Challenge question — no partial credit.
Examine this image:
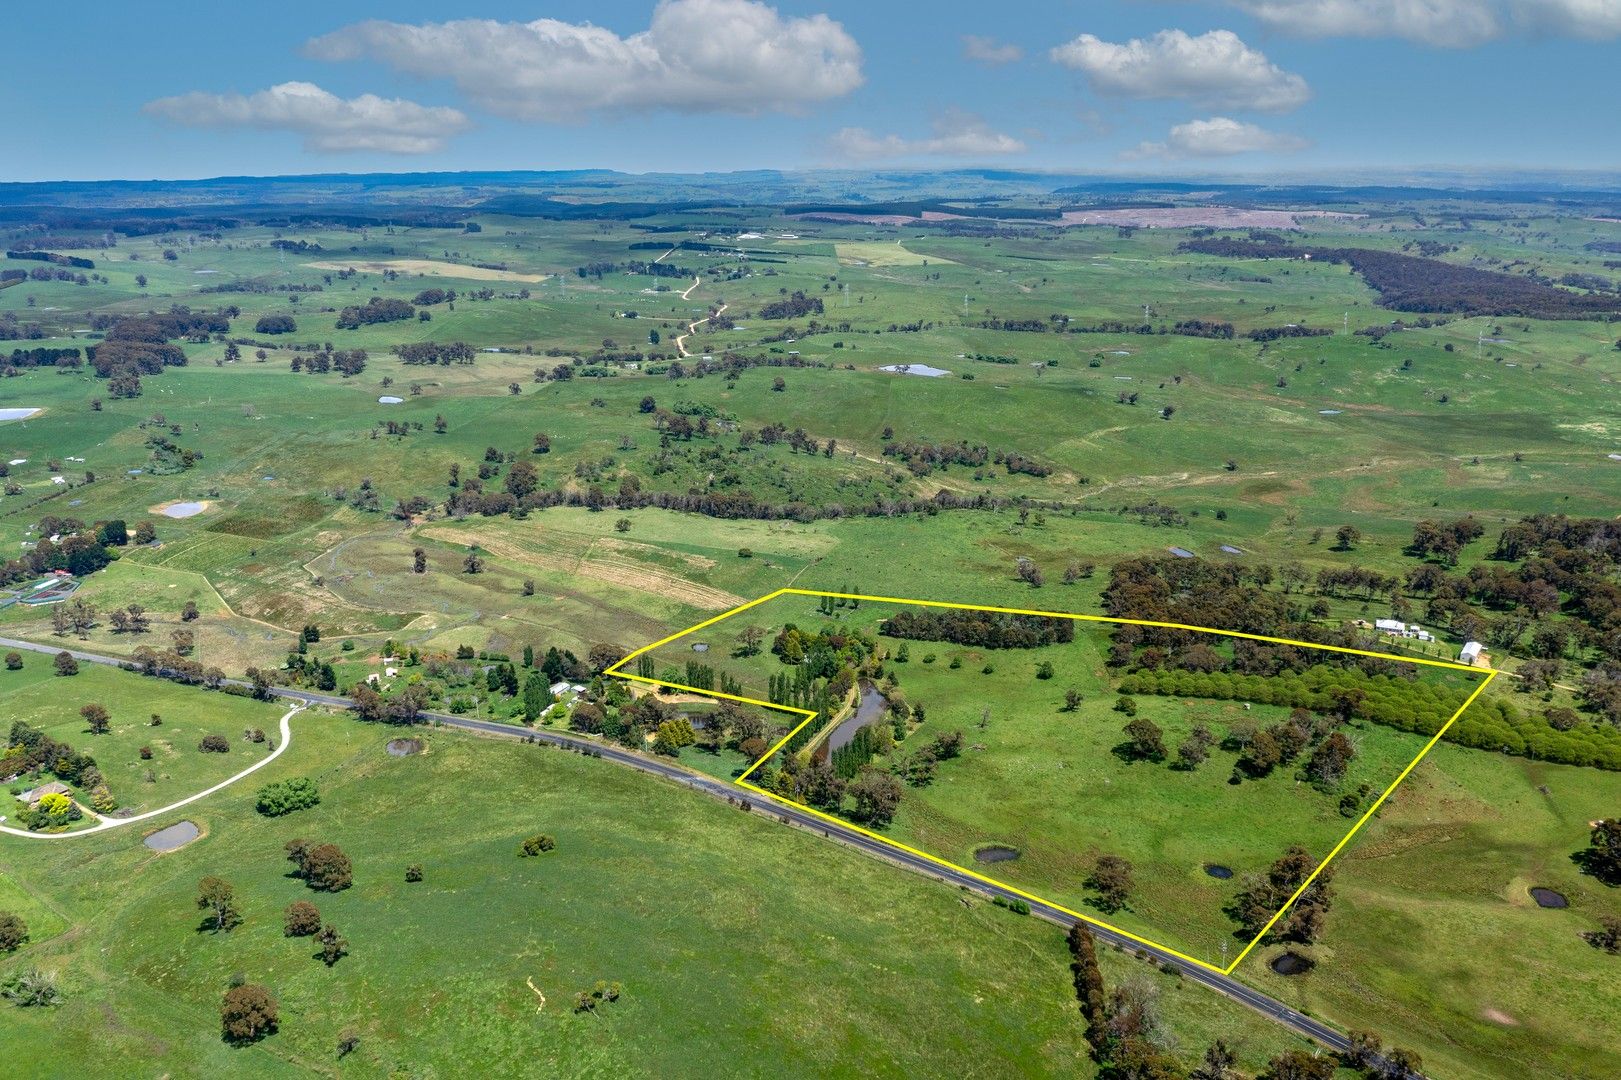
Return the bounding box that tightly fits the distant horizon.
[7,164,1621,193]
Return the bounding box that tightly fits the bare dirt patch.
[302,259,547,283]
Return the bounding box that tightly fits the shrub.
[199,734,230,753]
[1,968,61,1007]
[991,895,1031,915]
[220,983,278,1043]
[282,901,321,938]
[573,980,623,1013]
[255,778,320,817]
[519,834,556,857]
[300,843,352,892]
[405,864,423,883]
[0,911,27,952]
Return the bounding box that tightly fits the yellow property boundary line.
[606,587,1500,976]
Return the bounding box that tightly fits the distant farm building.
[1459,641,1491,667]
[1375,619,1435,642]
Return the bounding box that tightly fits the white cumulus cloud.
[1050,29,1309,113]
[1513,0,1621,37]
[1229,0,1501,45]
[830,111,1027,161]
[143,82,470,153]
[962,35,1024,64]
[1228,0,1621,45]
[304,0,864,121]
[1124,116,1311,159]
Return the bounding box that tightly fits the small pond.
[160,501,207,518]
[0,408,42,422]
[1203,863,1234,880]
[1270,951,1314,976]
[878,364,951,378]
[974,845,1021,864]
[378,395,404,404]
[825,681,886,755]
[144,820,200,851]
[1530,887,1568,909]
[1168,547,1195,558]
[387,737,425,757]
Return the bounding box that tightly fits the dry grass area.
[421,526,746,612]
[302,259,547,283]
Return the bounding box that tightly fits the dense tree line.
[437,480,1070,527]
[1179,237,1621,319]
[879,438,1053,478]
[394,341,475,366]
[1246,324,1331,342]
[756,291,824,320]
[5,250,94,269]
[5,346,82,368]
[1120,665,1621,770]
[290,348,366,377]
[879,610,1075,649]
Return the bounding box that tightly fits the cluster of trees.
[756,291,824,320]
[349,681,429,725]
[1,531,116,588]
[770,622,876,673]
[1246,324,1331,342]
[1118,663,1621,768]
[335,297,414,330]
[394,341,475,365]
[1231,846,1336,943]
[1179,237,1621,319]
[285,838,353,891]
[83,318,195,395]
[1065,920,1334,1080]
[253,315,296,334]
[125,644,234,693]
[880,610,1075,649]
[1172,318,1236,339]
[289,348,366,377]
[1120,700,1357,791]
[877,437,1053,478]
[2,721,103,818]
[4,345,83,368]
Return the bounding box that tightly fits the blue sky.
[10,0,1621,181]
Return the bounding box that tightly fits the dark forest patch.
[207,496,328,539]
